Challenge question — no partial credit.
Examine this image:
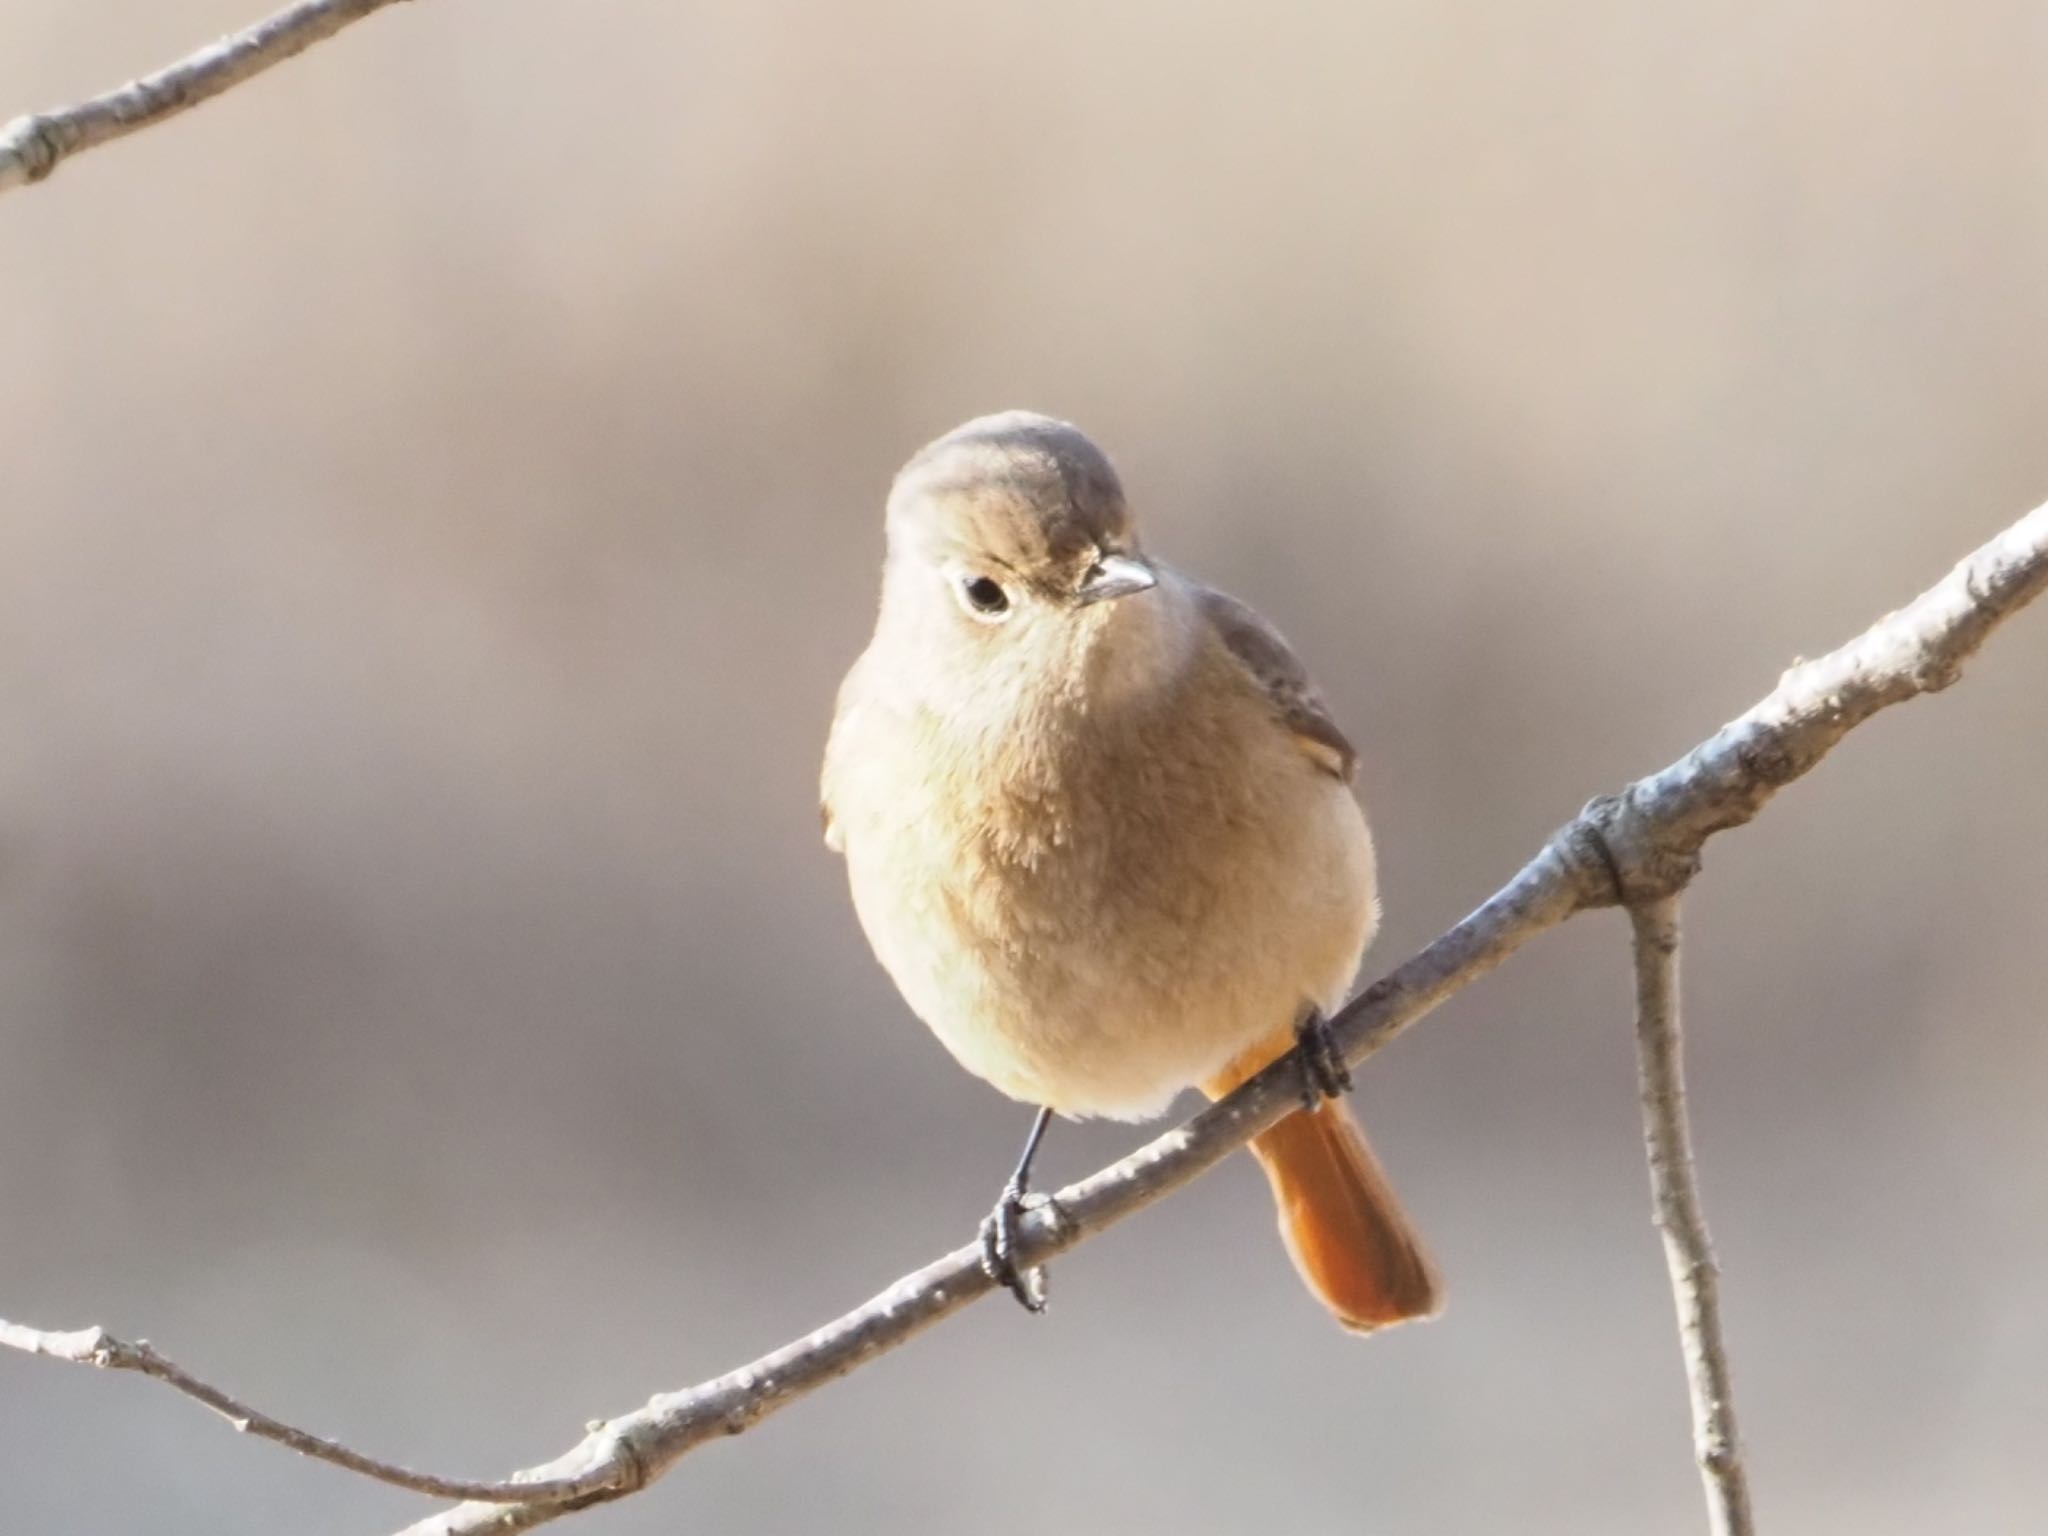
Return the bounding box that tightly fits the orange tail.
[1206,1035,1443,1333]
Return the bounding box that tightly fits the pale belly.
[842,771,1378,1121]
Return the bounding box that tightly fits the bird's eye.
[957,573,1011,619]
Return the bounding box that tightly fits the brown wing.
[1197,585,1358,782]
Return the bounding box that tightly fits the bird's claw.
[979,1181,1052,1313]
[1294,1004,1352,1110]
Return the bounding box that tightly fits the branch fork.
[4,502,2039,1533]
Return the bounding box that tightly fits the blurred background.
[3,2,2046,1532]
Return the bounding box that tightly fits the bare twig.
[5,502,2043,1530]
[1629,897,1755,1536]
[0,1319,620,1506]
[0,0,412,196]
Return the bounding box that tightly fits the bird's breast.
[832,679,1378,1121]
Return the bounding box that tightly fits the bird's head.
[877,412,1176,714]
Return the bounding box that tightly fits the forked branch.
[6,502,2046,1532]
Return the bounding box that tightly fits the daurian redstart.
[823,412,1440,1331]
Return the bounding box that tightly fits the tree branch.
[5,502,2043,1530]
[398,500,2048,1534]
[0,0,412,196]
[1629,897,1755,1536]
[0,1319,623,1506]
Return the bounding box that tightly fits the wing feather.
[1197,585,1357,782]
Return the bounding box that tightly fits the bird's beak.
[1075,553,1157,606]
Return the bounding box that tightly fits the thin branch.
[1586,502,2048,903]
[390,501,2048,1535]
[5,502,2043,1530]
[1629,897,1755,1536]
[0,0,412,196]
[0,1320,622,1507]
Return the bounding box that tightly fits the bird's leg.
[979,1105,1055,1313]
[1293,1003,1353,1111]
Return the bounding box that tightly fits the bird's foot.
[1293,1004,1353,1111]
[979,1181,1054,1314]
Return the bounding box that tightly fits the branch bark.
[1629,897,1755,1536]
[4,502,2044,1530]
[0,0,412,196]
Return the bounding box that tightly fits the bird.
[820,411,1441,1332]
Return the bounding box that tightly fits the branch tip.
[0,0,415,197]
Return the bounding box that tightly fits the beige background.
[3,3,2046,1532]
